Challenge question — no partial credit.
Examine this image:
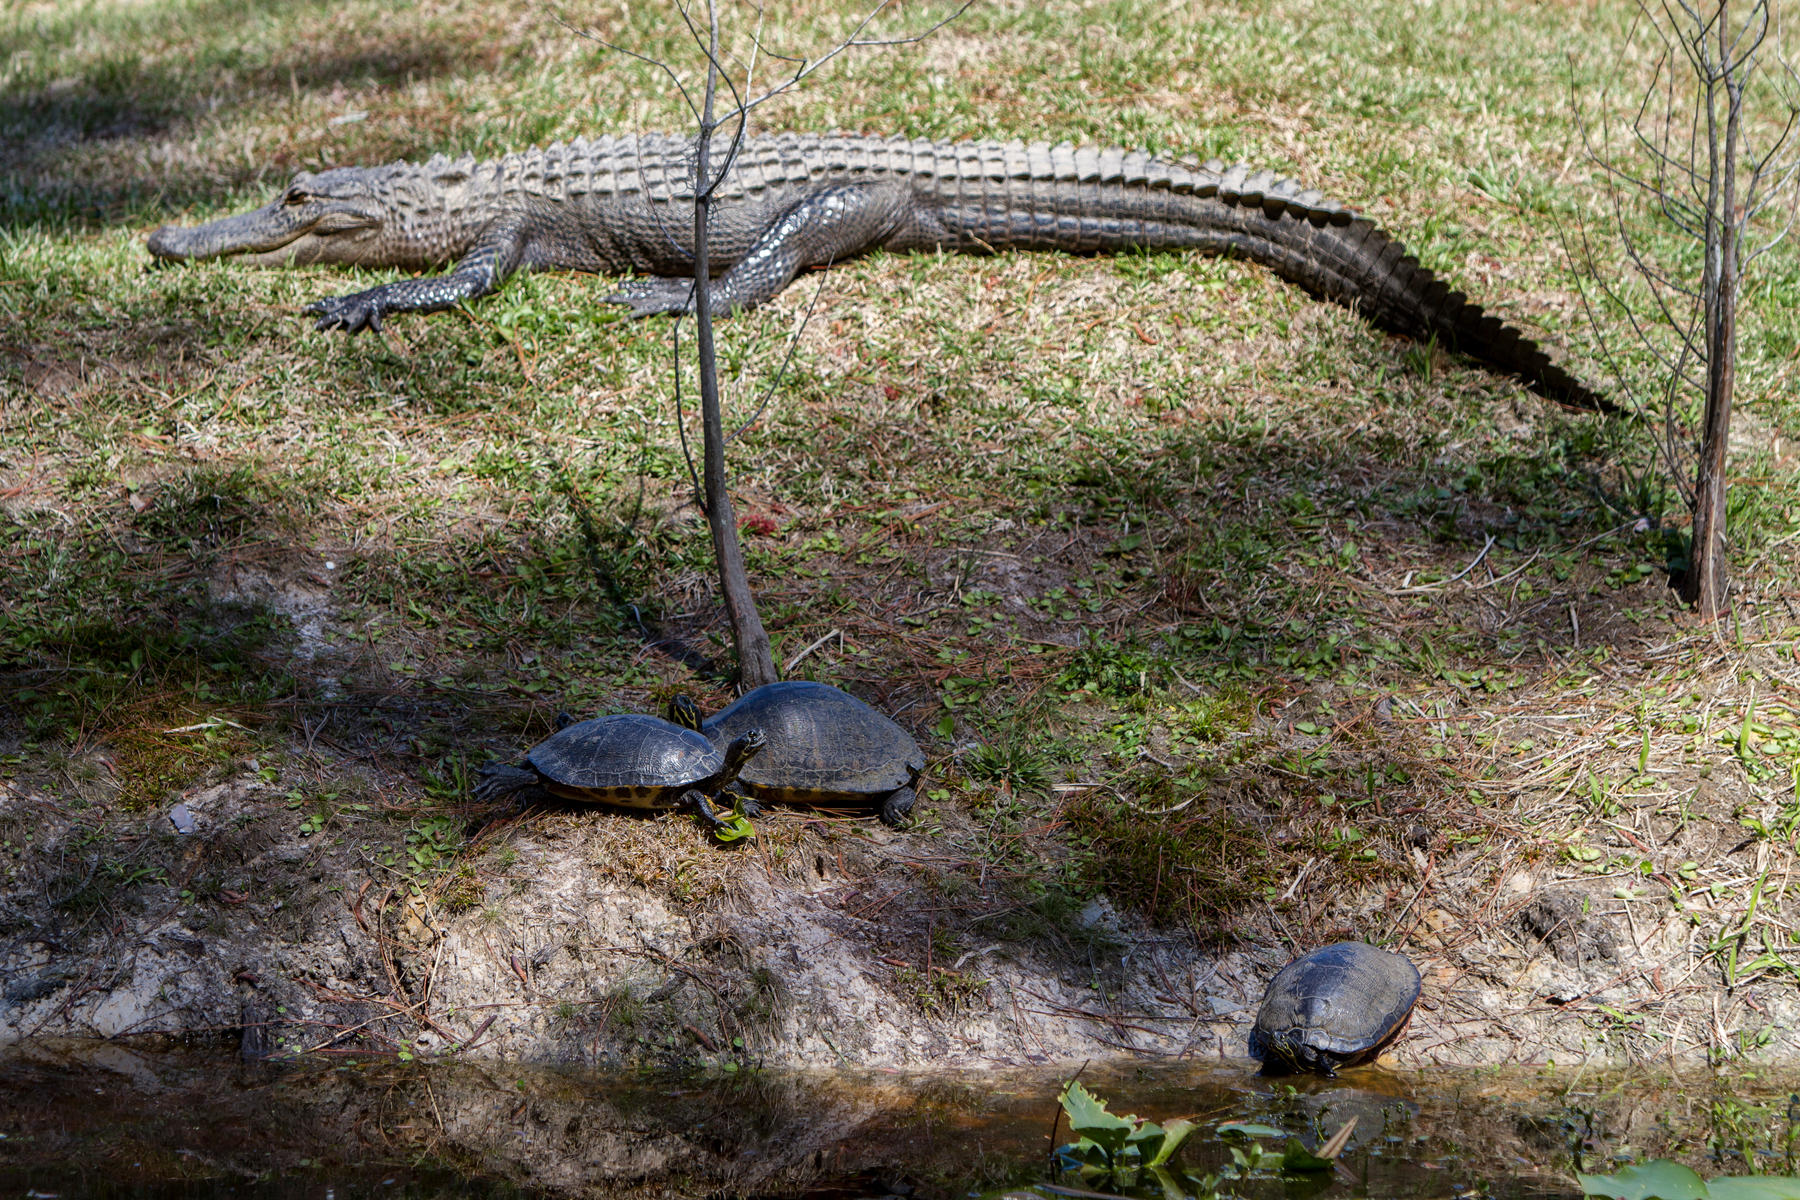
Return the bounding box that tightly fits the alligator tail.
[1198,166,1611,413]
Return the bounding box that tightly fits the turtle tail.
[474,762,538,804]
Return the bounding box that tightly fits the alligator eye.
[283,188,307,207]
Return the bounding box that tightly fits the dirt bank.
[6,590,1800,1073]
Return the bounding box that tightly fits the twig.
[783,628,843,674]
[1384,535,1497,595]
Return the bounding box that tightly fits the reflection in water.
[2,1042,1796,1198]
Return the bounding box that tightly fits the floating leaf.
[1216,1122,1287,1138]
[1579,1161,1710,1200]
[1282,1138,1336,1172]
[1058,1080,1137,1158]
[1708,1178,1800,1200]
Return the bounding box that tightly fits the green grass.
[2,0,1799,1046]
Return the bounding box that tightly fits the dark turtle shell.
[696,682,924,818]
[1248,941,1420,1076]
[525,713,723,807]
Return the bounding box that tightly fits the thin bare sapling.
[1572,0,1800,617]
[573,0,963,686]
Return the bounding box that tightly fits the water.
[4,1042,1797,1199]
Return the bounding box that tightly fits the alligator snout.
[145,225,194,259]
[145,199,300,262]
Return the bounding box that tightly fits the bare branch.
[669,310,706,506]
[723,0,975,124]
[556,16,702,123]
[728,255,836,445]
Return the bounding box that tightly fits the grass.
[2,0,1799,1063]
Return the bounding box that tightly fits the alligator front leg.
[306,215,531,333]
[605,180,910,318]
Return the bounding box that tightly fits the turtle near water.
[474,712,764,830]
[1248,941,1421,1076]
[668,681,924,826]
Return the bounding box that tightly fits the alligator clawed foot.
[306,292,386,334]
[602,278,698,319]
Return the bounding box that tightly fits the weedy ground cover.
[1,0,1798,1064]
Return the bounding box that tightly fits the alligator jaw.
[147,196,307,262]
[147,197,377,266]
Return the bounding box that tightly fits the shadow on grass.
[1,0,506,228]
[0,359,1668,966]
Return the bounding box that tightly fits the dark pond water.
[4,1042,1798,1199]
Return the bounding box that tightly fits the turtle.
[473,712,765,830]
[667,681,925,826]
[1247,941,1421,1077]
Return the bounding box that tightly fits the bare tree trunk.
[571,0,963,687]
[1681,0,1743,619]
[1574,0,1799,618]
[692,0,778,687]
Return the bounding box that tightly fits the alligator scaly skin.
[146,132,1605,409]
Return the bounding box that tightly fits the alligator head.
[147,168,390,266]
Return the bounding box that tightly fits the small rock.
[168,803,196,835]
[3,973,65,1003]
[1077,898,1122,935]
[1516,891,1617,966]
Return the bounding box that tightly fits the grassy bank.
[3,0,1799,1064]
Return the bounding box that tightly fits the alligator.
[147,132,1605,410]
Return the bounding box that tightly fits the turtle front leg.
[679,789,731,830]
[720,787,762,820]
[878,784,917,828]
[1285,1038,1337,1078]
[681,789,759,842]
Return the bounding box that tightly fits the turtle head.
[716,728,766,787]
[667,694,705,732]
[1251,1028,1311,1076]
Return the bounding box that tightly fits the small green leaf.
[711,809,757,843]
[1144,1118,1195,1167]
[1147,1163,1190,1200]
[1125,1118,1168,1161]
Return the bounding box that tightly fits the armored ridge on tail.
[146,131,1607,411]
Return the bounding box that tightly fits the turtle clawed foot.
[721,788,761,820]
[878,786,916,828]
[682,790,757,841]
